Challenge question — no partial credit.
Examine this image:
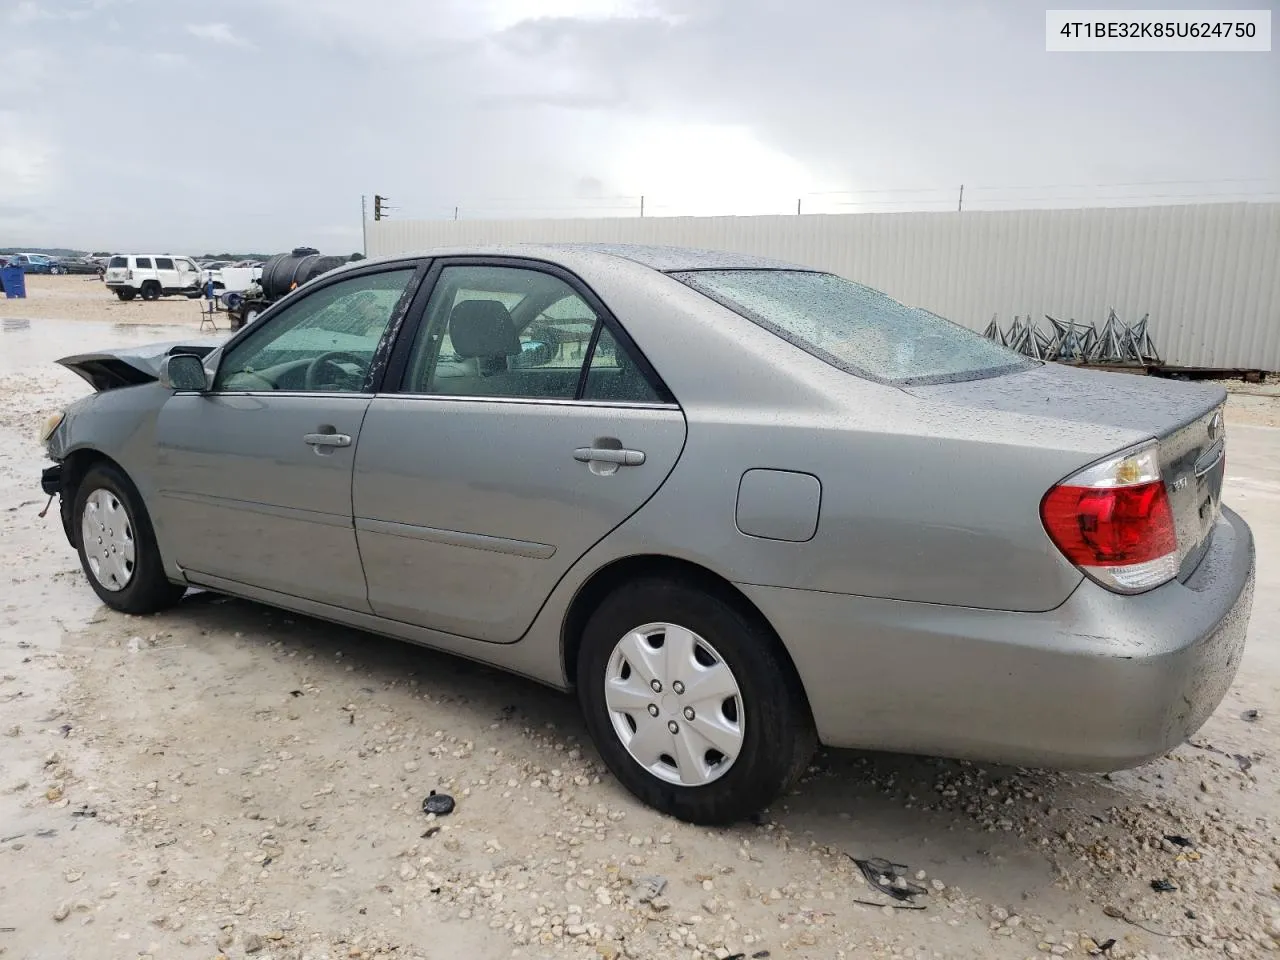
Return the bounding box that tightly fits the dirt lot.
[1,274,224,327]
[1,318,1278,960]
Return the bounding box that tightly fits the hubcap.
[80,488,136,592]
[603,622,745,787]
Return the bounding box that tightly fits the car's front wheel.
[73,463,186,614]
[577,577,816,825]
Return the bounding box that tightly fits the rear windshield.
[672,269,1032,385]
[108,257,126,268]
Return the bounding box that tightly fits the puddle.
[0,318,227,376]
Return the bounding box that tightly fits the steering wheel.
[303,351,369,390]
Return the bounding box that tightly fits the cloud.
[186,22,251,47]
[0,0,1273,251]
[0,114,58,210]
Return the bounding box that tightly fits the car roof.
[337,243,813,276]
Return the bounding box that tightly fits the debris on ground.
[421,790,455,816]
[1149,878,1178,893]
[1081,935,1116,955]
[633,874,667,903]
[847,855,928,909]
[1242,707,1262,721]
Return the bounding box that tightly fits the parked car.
[103,254,203,301]
[200,262,262,294]
[36,244,1254,825]
[7,252,56,274]
[55,257,105,276]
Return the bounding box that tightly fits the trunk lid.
[58,338,222,392]
[105,256,130,284]
[907,363,1227,580]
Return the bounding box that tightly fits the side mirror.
[159,354,209,392]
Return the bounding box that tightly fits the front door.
[151,264,421,610]
[176,258,200,291]
[354,260,687,643]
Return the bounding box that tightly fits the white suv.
[103,255,202,302]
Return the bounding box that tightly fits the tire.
[50,266,65,275]
[577,577,816,825]
[140,281,160,301]
[116,287,137,301]
[72,463,186,614]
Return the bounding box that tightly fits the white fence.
[368,202,1280,371]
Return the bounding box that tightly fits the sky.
[1,0,1276,253]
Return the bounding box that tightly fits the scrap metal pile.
[983,310,1162,365]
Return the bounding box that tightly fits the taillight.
[127,269,133,280]
[1040,441,1178,593]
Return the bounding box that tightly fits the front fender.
[46,383,173,547]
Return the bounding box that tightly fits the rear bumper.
[741,505,1254,771]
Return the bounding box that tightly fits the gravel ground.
[0,274,221,326]
[1,319,1278,960]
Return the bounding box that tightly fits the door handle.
[574,446,645,466]
[304,432,352,447]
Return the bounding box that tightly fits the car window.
[214,269,415,393]
[179,260,197,271]
[581,324,665,403]
[404,265,602,400]
[108,256,126,268]
[673,269,1033,386]
[155,257,174,270]
[135,257,153,269]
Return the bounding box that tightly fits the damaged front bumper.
[41,463,62,497]
[39,462,76,547]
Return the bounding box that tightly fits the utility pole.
[453,206,459,221]
[797,198,802,216]
[374,195,390,221]
[639,195,645,218]
[957,184,965,212]
[361,195,368,256]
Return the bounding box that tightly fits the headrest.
[449,300,521,359]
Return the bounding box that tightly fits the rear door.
[353,258,687,643]
[105,256,129,285]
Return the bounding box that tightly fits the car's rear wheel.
[116,287,137,301]
[140,281,160,301]
[50,265,65,275]
[577,577,815,825]
[73,463,186,614]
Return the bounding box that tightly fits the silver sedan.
[39,244,1254,824]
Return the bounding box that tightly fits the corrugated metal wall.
[368,202,1280,370]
